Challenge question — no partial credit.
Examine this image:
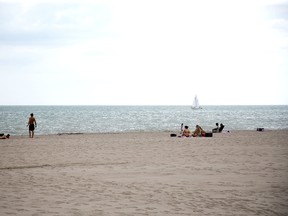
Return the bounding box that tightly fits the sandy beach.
[0,130,287,216]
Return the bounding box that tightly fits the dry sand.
[0,130,288,216]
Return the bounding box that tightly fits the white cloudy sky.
[0,0,287,105]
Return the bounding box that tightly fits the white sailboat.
[191,95,202,110]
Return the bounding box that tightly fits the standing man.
[27,113,37,138]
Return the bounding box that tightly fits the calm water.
[0,105,288,135]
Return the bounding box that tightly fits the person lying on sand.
[0,134,10,139]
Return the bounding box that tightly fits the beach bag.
[205,132,213,137]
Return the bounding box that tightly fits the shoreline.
[3,128,288,138]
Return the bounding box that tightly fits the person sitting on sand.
[212,123,219,133]
[192,125,206,137]
[219,123,225,132]
[0,134,10,139]
[182,126,191,137]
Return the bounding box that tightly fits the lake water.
[0,105,288,135]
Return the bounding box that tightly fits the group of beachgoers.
[181,123,225,137]
[2,113,226,139]
[1,113,37,140]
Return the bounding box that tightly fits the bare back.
[28,117,36,125]
[182,129,191,137]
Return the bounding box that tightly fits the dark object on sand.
[205,132,213,137]
[170,133,177,137]
[257,128,264,132]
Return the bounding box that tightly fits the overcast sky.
[0,0,287,105]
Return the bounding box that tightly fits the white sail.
[191,95,202,110]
